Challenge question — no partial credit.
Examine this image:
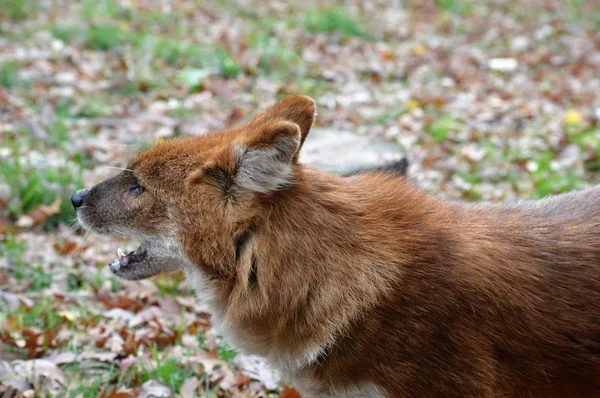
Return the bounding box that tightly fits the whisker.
[42,218,82,248]
[76,226,92,254]
[103,166,133,172]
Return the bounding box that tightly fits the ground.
[0,0,599,397]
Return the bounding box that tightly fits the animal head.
[73,95,316,280]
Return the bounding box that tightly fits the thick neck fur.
[204,168,454,366]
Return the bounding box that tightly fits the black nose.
[71,189,89,209]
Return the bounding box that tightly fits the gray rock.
[301,128,408,176]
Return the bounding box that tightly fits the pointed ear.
[251,95,316,163]
[233,120,301,193]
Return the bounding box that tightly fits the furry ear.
[251,95,316,163]
[233,120,301,193]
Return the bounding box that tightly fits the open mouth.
[109,244,147,273]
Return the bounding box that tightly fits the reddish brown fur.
[77,96,600,397]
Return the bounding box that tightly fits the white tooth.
[117,248,124,258]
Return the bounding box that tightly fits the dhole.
[73,95,600,397]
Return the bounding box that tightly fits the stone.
[300,128,408,176]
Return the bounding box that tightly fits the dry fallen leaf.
[105,389,135,398]
[180,376,201,398]
[97,291,144,313]
[53,239,79,255]
[138,379,171,398]
[12,359,68,396]
[234,354,280,390]
[16,198,62,228]
[0,360,30,392]
[279,385,302,398]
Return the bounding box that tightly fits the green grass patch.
[459,172,483,185]
[75,96,112,118]
[565,125,600,172]
[284,78,335,99]
[151,38,204,68]
[217,341,237,362]
[61,362,133,398]
[527,151,587,198]
[155,273,185,296]
[50,25,82,44]
[0,136,84,225]
[304,8,364,37]
[532,171,585,199]
[0,61,21,88]
[51,23,135,51]
[3,298,63,332]
[214,48,242,79]
[177,68,211,92]
[55,95,112,118]
[0,233,26,263]
[250,33,302,77]
[0,0,40,21]
[14,264,54,291]
[86,24,135,51]
[1,236,53,292]
[376,109,406,126]
[427,115,459,142]
[107,78,166,96]
[139,355,196,394]
[438,0,473,16]
[81,0,132,22]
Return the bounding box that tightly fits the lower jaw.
[109,244,147,272]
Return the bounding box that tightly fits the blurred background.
[0,0,599,396]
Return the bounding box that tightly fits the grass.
[156,273,186,296]
[51,23,135,51]
[0,233,26,261]
[217,341,237,362]
[303,8,364,37]
[54,95,112,118]
[86,24,134,51]
[214,48,242,79]
[0,128,85,226]
[250,33,302,77]
[0,62,21,88]
[528,150,586,198]
[437,0,474,16]
[140,356,196,394]
[81,0,132,22]
[61,363,133,398]
[0,298,63,335]
[15,265,54,291]
[427,115,460,142]
[376,109,406,126]
[0,0,40,21]
[152,38,205,68]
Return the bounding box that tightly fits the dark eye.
[130,183,144,195]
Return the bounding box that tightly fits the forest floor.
[1,0,599,397]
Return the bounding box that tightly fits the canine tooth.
[117,247,124,258]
